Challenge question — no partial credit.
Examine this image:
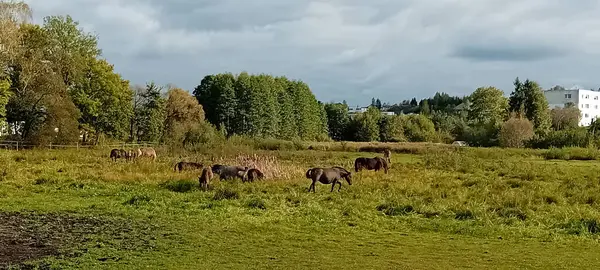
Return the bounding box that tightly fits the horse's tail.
[305,168,313,179]
[354,159,360,172]
[174,163,179,172]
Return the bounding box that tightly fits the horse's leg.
[331,181,335,192]
[338,181,342,192]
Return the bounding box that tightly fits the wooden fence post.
[16,141,18,151]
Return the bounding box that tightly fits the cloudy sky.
[25,0,600,106]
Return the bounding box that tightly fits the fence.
[0,140,158,151]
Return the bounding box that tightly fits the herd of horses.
[109,147,392,193]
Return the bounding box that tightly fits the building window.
[586,104,590,108]
[565,94,572,99]
[585,113,589,118]
[586,95,590,99]
[595,96,598,100]
[596,105,598,109]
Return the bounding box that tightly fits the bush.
[528,128,590,149]
[213,187,240,200]
[499,117,534,148]
[162,180,196,193]
[403,114,436,142]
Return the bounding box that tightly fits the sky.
[24,0,600,106]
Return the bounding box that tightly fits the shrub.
[527,128,590,149]
[403,114,436,142]
[499,117,534,148]
[246,197,267,210]
[376,202,414,216]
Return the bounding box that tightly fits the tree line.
[1,1,595,149]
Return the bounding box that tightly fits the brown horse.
[354,157,388,174]
[198,167,214,190]
[305,166,352,192]
[244,168,264,182]
[174,161,204,172]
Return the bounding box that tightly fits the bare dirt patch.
[0,211,158,269]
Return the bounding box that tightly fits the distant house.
[347,106,396,118]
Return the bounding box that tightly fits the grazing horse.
[138,147,157,161]
[198,167,214,190]
[354,157,388,174]
[211,164,248,180]
[305,166,352,192]
[383,149,392,165]
[126,149,139,162]
[174,161,204,172]
[244,168,264,182]
[110,148,127,161]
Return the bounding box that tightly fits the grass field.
[1,144,600,269]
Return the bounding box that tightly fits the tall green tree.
[379,115,406,142]
[71,58,132,143]
[467,86,508,127]
[134,82,165,142]
[351,106,381,142]
[522,80,551,133]
[324,102,350,141]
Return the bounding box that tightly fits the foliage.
[403,114,436,142]
[509,78,551,133]
[379,115,406,142]
[132,82,166,143]
[324,102,350,141]
[551,104,581,131]
[499,117,534,148]
[527,128,590,149]
[162,88,205,146]
[195,72,327,141]
[351,106,381,142]
[467,86,508,127]
[71,58,132,142]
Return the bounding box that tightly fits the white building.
[544,86,600,126]
[347,106,395,118]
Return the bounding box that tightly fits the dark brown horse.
[174,161,204,172]
[110,148,127,161]
[354,157,388,174]
[305,166,352,192]
[211,164,248,180]
[244,168,264,182]
[198,167,214,190]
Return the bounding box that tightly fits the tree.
[134,82,165,142]
[550,104,581,131]
[410,98,418,107]
[508,77,551,133]
[371,97,376,107]
[522,80,551,133]
[41,15,100,88]
[499,116,534,148]
[0,0,32,74]
[324,102,350,141]
[467,86,508,127]
[509,77,525,115]
[403,114,435,142]
[379,115,406,142]
[420,99,431,115]
[351,106,381,142]
[71,58,132,142]
[375,98,382,110]
[162,88,205,145]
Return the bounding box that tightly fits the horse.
[244,168,264,182]
[305,166,352,192]
[383,149,392,165]
[211,164,248,180]
[138,147,157,161]
[110,148,127,161]
[125,149,139,162]
[198,167,214,190]
[174,161,204,172]
[354,157,388,174]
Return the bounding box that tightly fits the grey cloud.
[452,43,567,62]
[23,0,600,105]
